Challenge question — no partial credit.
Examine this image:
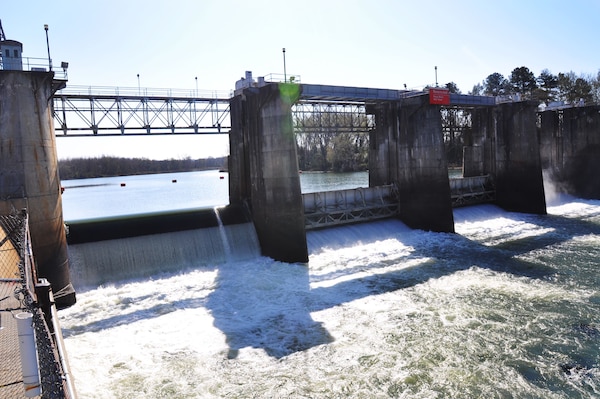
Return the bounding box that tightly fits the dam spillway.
[65,205,260,288]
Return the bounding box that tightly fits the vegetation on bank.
[58,156,227,180]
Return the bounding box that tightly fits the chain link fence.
[1,210,73,398]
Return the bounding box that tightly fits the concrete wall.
[229,83,308,263]
[539,105,600,199]
[465,102,546,215]
[0,71,75,308]
[494,101,546,214]
[464,107,495,177]
[369,94,455,233]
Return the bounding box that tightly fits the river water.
[58,171,600,398]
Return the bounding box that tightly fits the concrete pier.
[466,101,546,215]
[368,94,455,233]
[539,105,600,199]
[494,101,546,214]
[229,83,308,263]
[0,71,75,308]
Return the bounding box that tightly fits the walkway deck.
[0,280,40,399]
[1,212,75,399]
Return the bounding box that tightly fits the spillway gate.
[302,185,399,230]
[449,175,496,207]
[302,176,496,229]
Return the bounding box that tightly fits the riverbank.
[58,156,227,180]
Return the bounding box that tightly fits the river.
[58,171,599,398]
[59,170,369,221]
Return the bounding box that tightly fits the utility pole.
[282,48,287,83]
[44,24,52,71]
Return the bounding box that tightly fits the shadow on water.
[63,202,600,361]
[206,203,598,359]
[206,261,334,359]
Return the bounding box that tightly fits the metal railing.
[0,56,68,80]
[0,210,76,398]
[55,85,232,99]
[52,85,233,136]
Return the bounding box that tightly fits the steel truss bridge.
[52,83,493,137]
[52,86,233,136]
[51,85,382,137]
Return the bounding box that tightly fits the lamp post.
[137,74,140,95]
[282,48,287,83]
[435,66,438,87]
[195,76,198,96]
[44,24,52,71]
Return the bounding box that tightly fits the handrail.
[55,85,232,99]
[1,56,68,80]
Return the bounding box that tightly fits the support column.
[0,71,75,308]
[464,107,495,177]
[368,101,398,187]
[539,106,600,199]
[495,101,546,214]
[229,83,308,263]
[369,95,454,233]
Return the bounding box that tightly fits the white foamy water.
[59,198,600,398]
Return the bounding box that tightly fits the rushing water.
[58,172,600,398]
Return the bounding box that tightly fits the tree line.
[469,67,600,105]
[59,156,227,180]
[295,109,370,172]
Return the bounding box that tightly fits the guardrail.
[55,85,232,99]
[1,56,68,80]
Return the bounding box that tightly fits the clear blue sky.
[3,0,600,160]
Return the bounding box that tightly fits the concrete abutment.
[0,71,75,308]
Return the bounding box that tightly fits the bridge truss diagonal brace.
[52,94,231,135]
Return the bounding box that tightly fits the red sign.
[429,88,450,105]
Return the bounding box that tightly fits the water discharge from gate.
[214,206,233,263]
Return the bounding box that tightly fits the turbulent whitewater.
[59,195,600,398]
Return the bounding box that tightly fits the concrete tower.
[0,67,75,308]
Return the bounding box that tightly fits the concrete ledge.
[66,204,251,244]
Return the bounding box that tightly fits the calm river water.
[58,171,600,398]
[60,170,368,221]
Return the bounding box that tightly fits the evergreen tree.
[483,72,508,96]
[509,66,537,97]
[535,69,558,104]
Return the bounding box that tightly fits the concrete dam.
[2,69,600,300]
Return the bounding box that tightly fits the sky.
[3,0,600,160]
